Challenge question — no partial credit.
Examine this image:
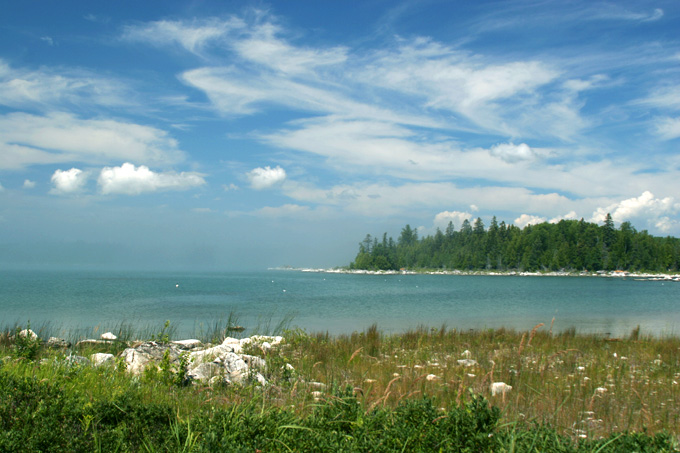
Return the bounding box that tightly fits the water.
[1,269,679,338]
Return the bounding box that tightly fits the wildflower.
[426,374,440,381]
[595,387,607,394]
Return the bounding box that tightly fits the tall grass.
[1,320,679,450]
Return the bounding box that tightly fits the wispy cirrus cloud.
[0,112,185,170]
[0,59,131,110]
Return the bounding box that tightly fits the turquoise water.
[1,270,679,338]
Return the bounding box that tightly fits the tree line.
[349,215,680,272]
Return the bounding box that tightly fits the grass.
[0,320,679,451]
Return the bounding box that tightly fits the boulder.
[121,342,181,375]
[91,353,115,367]
[188,362,223,382]
[100,332,117,340]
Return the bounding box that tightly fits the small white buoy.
[175,284,179,288]
[283,289,286,292]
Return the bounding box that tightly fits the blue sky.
[1,0,679,270]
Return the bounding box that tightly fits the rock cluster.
[119,335,285,386]
[32,332,286,387]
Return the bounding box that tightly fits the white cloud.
[0,59,129,110]
[433,211,473,230]
[255,204,310,218]
[590,191,679,228]
[222,183,239,191]
[655,117,680,140]
[50,168,88,195]
[23,179,36,189]
[549,211,578,223]
[514,214,547,228]
[246,165,286,190]
[121,18,244,55]
[0,182,4,192]
[232,22,348,75]
[98,163,206,195]
[489,142,536,163]
[0,112,184,169]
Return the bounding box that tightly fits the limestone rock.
[121,342,181,375]
[91,353,115,367]
[188,362,223,382]
[100,332,117,340]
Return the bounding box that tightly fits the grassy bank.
[1,322,679,451]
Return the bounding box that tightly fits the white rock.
[100,332,117,340]
[457,359,478,367]
[426,374,440,381]
[491,382,512,397]
[188,362,223,382]
[172,339,203,349]
[91,353,115,367]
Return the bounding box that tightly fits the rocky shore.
[277,267,680,281]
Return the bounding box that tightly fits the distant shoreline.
[272,267,680,281]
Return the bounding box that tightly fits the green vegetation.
[1,321,679,451]
[350,215,680,272]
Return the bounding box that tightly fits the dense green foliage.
[350,215,680,272]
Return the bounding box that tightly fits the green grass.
[0,321,679,451]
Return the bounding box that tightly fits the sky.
[0,0,679,270]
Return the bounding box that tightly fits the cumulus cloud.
[50,168,88,195]
[590,191,679,231]
[433,211,473,230]
[98,163,206,195]
[0,112,184,170]
[514,214,547,228]
[489,142,536,163]
[23,179,36,189]
[246,165,286,190]
[549,211,578,223]
[222,183,239,191]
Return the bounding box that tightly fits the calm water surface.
[1,270,678,338]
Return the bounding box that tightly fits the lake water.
[1,269,679,338]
